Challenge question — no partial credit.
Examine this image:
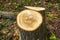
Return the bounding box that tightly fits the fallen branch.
[0,11,17,20]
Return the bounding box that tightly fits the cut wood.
[25,6,45,11]
[17,10,43,31]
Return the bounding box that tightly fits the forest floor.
[0,0,60,40]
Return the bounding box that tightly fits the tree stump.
[17,6,47,40]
